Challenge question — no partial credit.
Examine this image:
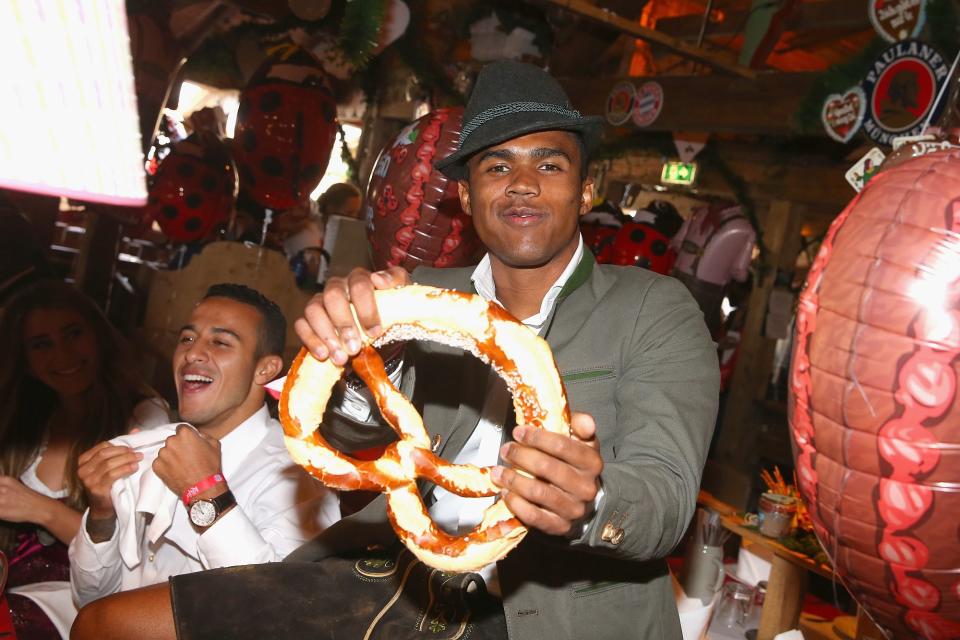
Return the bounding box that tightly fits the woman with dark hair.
[0,279,170,638]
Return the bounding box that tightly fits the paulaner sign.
[861,39,949,146]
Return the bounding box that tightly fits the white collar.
[218,404,271,478]
[470,236,584,330]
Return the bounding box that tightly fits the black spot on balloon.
[651,240,667,256]
[185,193,203,209]
[161,205,179,220]
[176,162,195,178]
[184,217,203,232]
[261,156,283,177]
[259,91,282,113]
[201,175,217,192]
[322,103,336,122]
[630,228,646,243]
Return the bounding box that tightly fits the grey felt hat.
[435,60,604,180]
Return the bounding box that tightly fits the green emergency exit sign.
[660,161,697,186]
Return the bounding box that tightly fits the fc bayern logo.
[861,39,949,146]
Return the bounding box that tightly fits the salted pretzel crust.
[280,285,571,572]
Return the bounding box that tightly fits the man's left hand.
[492,411,603,537]
[153,425,224,498]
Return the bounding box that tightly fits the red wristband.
[182,473,225,505]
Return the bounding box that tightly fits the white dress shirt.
[69,405,340,607]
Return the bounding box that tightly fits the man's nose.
[505,165,540,198]
[184,342,208,362]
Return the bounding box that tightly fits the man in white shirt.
[69,283,340,607]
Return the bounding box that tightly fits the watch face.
[189,499,217,527]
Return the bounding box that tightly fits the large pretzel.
[280,285,571,572]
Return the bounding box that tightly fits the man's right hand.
[77,442,143,521]
[294,267,410,366]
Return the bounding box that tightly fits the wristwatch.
[188,490,236,528]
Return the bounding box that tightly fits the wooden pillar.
[74,211,122,310]
[714,200,803,466]
[757,554,808,640]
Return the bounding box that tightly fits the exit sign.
[661,161,698,186]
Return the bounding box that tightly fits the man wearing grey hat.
[73,61,718,640]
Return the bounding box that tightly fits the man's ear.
[253,355,284,386]
[457,179,472,216]
[579,177,595,218]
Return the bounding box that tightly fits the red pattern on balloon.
[790,150,960,639]
[366,108,484,272]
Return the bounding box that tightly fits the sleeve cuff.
[70,511,120,571]
[575,484,606,538]
[196,506,273,569]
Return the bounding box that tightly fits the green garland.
[794,0,959,135]
[338,0,389,67]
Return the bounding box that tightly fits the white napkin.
[108,425,182,568]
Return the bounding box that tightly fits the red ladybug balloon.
[147,133,237,242]
[233,47,337,210]
[607,221,677,274]
[366,107,484,271]
[790,149,960,639]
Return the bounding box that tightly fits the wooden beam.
[561,72,818,136]
[540,0,757,78]
[657,0,870,40]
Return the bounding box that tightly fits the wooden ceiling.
[547,0,875,77]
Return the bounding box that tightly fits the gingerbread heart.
[821,87,866,143]
[869,0,926,43]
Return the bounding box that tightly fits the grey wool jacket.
[289,251,720,639]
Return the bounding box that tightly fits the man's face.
[173,297,262,430]
[459,130,593,271]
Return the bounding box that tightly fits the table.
[720,514,834,640]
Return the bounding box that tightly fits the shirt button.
[148,554,156,562]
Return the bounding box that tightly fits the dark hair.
[0,280,158,549]
[202,283,286,358]
[318,182,362,219]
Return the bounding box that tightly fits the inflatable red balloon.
[147,133,237,242]
[233,47,337,210]
[790,149,960,639]
[607,221,677,274]
[366,107,484,271]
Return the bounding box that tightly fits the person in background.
[317,182,362,221]
[69,284,339,609]
[0,280,171,638]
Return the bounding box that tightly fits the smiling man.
[71,62,718,640]
[69,283,339,608]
